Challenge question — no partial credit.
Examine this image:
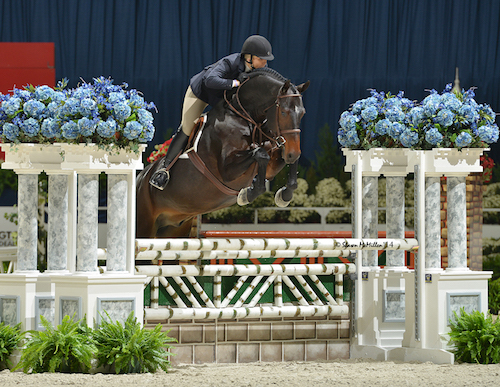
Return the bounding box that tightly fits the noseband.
[223,79,302,151]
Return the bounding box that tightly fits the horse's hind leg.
[275,159,299,207]
[237,147,270,205]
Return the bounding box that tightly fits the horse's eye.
[281,111,287,117]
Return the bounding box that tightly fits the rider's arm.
[203,56,240,90]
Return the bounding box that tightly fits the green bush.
[448,309,500,364]
[0,322,23,370]
[489,278,500,315]
[93,312,176,374]
[14,315,95,373]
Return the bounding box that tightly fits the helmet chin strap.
[245,54,256,70]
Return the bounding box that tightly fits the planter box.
[0,143,145,173]
[343,148,416,176]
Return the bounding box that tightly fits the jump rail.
[135,237,418,322]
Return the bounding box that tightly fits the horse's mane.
[246,67,288,83]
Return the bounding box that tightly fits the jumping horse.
[136,67,310,238]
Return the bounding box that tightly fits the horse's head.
[267,79,310,164]
[231,68,310,165]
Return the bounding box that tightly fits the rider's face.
[252,56,267,69]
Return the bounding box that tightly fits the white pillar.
[362,176,378,267]
[76,174,99,273]
[447,175,468,270]
[47,173,69,272]
[425,176,442,270]
[16,173,39,272]
[386,176,405,268]
[106,174,128,272]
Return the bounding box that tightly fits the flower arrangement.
[0,77,157,151]
[338,84,499,150]
[481,154,495,184]
[147,138,172,163]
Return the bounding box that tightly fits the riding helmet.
[241,35,274,60]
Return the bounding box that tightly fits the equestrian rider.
[149,34,274,190]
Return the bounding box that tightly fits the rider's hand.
[232,79,240,88]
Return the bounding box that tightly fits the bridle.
[223,78,302,152]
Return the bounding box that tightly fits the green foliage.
[448,309,500,364]
[0,322,24,370]
[14,315,95,374]
[93,312,176,374]
[0,168,18,197]
[483,182,500,224]
[489,278,500,315]
[483,239,500,281]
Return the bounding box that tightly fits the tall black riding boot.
[149,131,189,190]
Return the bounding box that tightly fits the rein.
[223,78,302,152]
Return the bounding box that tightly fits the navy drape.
[1,0,500,160]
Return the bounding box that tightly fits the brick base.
[146,315,351,365]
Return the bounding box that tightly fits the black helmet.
[241,35,274,60]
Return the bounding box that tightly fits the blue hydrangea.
[385,107,405,122]
[96,117,117,138]
[455,131,473,147]
[141,123,155,142]
[339,111,358,131]
[440,92,462,111]
[137,108,153,125]
[72,86,93,99]
[2,122,19,141]
[425,127,443,145]
[129,93,145,108]
[400,129,419,147]
[61,120,79,139]
[35,85,54,101]
[62,98,81,116]
[20,117,40,137]
[351,100,365,114]
[423,93,442,115]
[408,107,425,126]
[109,91,127,105]
[435,109,455,127]
[23,99,46,119]
[123,121,143,140]
[388,122,405,139]
[361,106,378,121]
[51,91,66,103]
[77,117,97,137]
[374,118,391,135]
[41,118,60,138]
[112,103,132,122]
[383,97,402,110]
[338,129,360,147]
[1,97,21,116]
[458,104,479,125]
[46,101,60,117]
[80,98,97,117]
[477,124,499,143]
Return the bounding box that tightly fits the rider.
[149,34,274,190]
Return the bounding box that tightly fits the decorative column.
[46,174,70,272]
[446,176,468,270]
[386,176,405,268]
[16,173,39,272]
[106,174,128,272]
[362,176,378,267]
[425,177,442,270]
[76,174,99,273]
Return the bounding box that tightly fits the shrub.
[0,322,23,370]
[448,309,500,364]
[93,312,176,374]
[14,315,95,373]
[489,278,500,315]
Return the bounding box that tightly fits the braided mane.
[246,67,288,83]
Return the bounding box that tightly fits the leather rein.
[223,78,302,152]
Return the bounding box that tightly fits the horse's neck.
[236,77,282,120]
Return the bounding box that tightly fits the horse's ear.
[281,80,291,94]
[297,81,310,94]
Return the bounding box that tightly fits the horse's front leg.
[275,159,299,207]
[237,147,270,206]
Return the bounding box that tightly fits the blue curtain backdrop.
[1,0,500,163]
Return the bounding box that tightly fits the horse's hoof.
[275,188,291,208]
[237,188,250,206]
[149,170,170,190]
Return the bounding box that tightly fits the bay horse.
[136,67,309,238]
